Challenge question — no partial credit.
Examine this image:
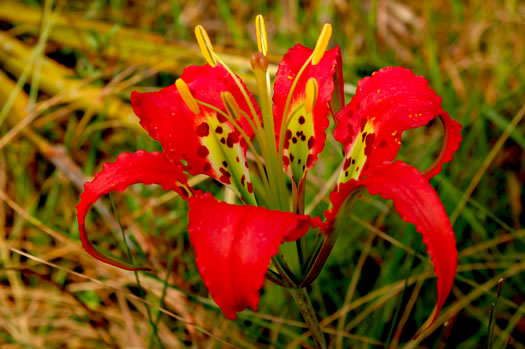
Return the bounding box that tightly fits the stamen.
[312,23,332,65]
[221,91,242,121]
[255,15,268,56]
[212,54,262,132]
[305,78,318,114]
[175,79,200,114]
[195,25,217,67]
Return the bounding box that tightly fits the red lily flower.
[77,17,462,333]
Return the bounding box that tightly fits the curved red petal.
[422,112,463,179]
[327,161,457,328]
[77,151,192,270]
[131,64,260,197]
[188,193,311,319]
[334,67,462,181]
[273,44,340,182]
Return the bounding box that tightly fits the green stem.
[109,194,164,349]
[300,188,363,288]
[289,287,327,349]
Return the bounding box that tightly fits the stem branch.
[289,287,327,349]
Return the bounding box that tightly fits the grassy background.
[0,0,524,348]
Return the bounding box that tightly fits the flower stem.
[289,287,327,349]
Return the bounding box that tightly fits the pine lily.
[77,15,462,344]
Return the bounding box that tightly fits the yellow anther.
[221,91,241,121]
[305,78,319,114]
[255,15,268,56]
[312,23,332,65]
[195,25,217,67]
[175,79,200,114]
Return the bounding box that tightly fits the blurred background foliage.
[0,0,524,348]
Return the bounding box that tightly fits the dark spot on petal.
[284,130,292,148]
[240,138,247,148]
[343,157,351,170]
[247,182,253,193]
[220,137,226,144]
[290,154,295,163]
[360,116,366,130]
[215,126,223,134]
[217,113,227,123]
[196,123,209,137]
[178,186,189,198]
[241,174,246,186]
[283,156,290,166]
[298,158,302,165]
[379,140,388,148]
[292,137,298,144]
[308,136,315,149]
[345,171,349,177]
[222,161,228,167]
[203,162,212,172]
[220,175,231,184]
[361,132,368,142]
[236,156,240,162]
[301,135,306,141]
[298,116,305,124]
[364,133,375,156]
[352,159,356,164]
[197,146,209,158]
[219,168,231,184]
[227,132,240,148]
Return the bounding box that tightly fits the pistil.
[251,52,289,210]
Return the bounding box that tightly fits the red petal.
[334,67,462,180]
[422,112,463,179]
[273,44,340,182]
[131,64,260,195]
[188,193,311,319]
[77,151,192,270]
[326,161,457,328]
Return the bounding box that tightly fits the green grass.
[0,0,524,348]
